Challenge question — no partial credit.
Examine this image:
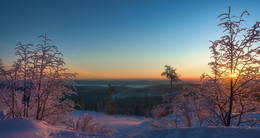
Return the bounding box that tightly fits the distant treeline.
[71,83,201,116]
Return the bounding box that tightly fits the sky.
[0,0,259,79]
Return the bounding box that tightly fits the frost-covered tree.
[151,7,259,128]
[174,85,208,127]
[151,66,180,121]
[200,7,259,126]
[0,59,4,114]
[0,58,3,82]
[15,42,34,117]
[105,84,115,115]
[31,34,77,120]
[0,59,3,71]
[161,65,180,102]
[0,58,22,118]
[151,85,207,128]
[0,34,77,122]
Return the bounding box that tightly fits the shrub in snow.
[151,104,171,118]
[151,87,206,128]
[74,113,115,135]
[44,113,75,128]
[148,117,177,129]
[97,124,116,135]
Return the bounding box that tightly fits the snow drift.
[139,127,260,138]
[0,118,49,137]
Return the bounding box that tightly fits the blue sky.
[0,0,259,79]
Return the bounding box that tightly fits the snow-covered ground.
[0,110,259,137]
[0,118,50,137]
[137,127,260,138]
[71,110,151,137]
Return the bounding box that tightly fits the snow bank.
[0,118,101,137]
[138,127,260,138]
[0,118,49,137]
[0,111,4,120]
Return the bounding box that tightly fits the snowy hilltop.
[0,5,260,138]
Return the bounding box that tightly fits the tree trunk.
[23,76,27,117]
[36,70,43,120]
[226,23,234,126]
[170,78,173,103]
[36,95,41,120]
[12,88,15,118]
[226,77,234,126]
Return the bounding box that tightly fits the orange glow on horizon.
[69,68,201,80]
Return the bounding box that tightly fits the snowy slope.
[71,110,260,138]
[137,127,260,138]
[0,118,104,137]
[0,111,259,138]
[0,118,49,137]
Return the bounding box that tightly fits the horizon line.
[74,77,200,80]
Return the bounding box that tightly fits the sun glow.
[229,73,237,78]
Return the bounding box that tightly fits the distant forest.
[72,81,201,116]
